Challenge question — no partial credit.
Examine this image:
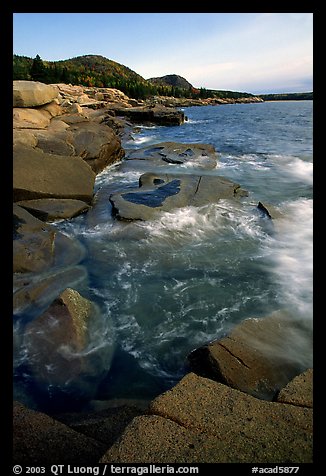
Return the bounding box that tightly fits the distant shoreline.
[262,98,313,101]
[257,92,313,101]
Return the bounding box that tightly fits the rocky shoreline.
[13,81,312,463]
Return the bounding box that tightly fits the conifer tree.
[30,54,47,82]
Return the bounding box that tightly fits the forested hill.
[13,54,258,101]
[148,74,194,89]
[14,54,311,102]
[13,54,150,98]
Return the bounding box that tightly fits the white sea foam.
[135,201,267,249]
[95,167,141,188]
[279,156,313,185]
[265,198,313,319]
[129,135,157,146]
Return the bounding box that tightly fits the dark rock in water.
[122,141,218,171]
[188,311,312,400]
[257,201,283,219]
[112,105,185,126]
[110,172,248,221]
[13,401,105,464]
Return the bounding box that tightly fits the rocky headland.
[13,81,312,464]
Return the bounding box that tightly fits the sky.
[13,13,313,94]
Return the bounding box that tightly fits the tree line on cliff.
[13,54,257,101]
[13,54,312,102]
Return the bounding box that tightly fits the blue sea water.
[14,101,313,411]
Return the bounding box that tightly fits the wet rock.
[13,80,58,107]
[13,204,85,273]
[102,372,312,463]
[13,145,95,203]
[110,172,247,221]
[277,368,313,407]
[16,198,90,221]
[188,312,312,400]
[13,204,56,273]
[258,201,283,219]
[13,401,105,464]
[122,141,218,170]
[13,266,88,318]
[55,405,144,448]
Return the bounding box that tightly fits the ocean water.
[14,101,313,411]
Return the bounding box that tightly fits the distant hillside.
[13,54,190,99]
[258,92,313,101]
[56,55,147,84]
[14,53,305,102]
[148,74,193,90]
[13,54,148,93]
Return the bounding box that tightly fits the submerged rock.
[23,288,114,398]
[110,172,248,221]
[13,266,88,318]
